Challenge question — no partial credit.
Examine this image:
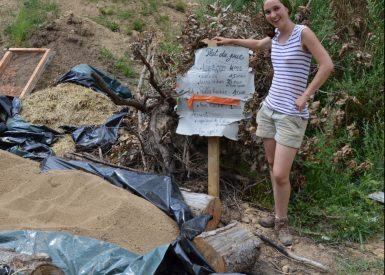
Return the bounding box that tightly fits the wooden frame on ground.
[0,48,52,98]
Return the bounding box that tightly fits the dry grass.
[51,134,76,156]
[21,83,120,131]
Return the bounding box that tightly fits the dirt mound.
[0,150,179,254]
[29,13,132,90]
[21,83,120,131]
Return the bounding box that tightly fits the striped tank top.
[264,25,312,118]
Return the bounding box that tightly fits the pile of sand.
[20,83,120,132]
[0,150,179,254]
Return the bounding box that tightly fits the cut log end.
[30,263,65,275]
[193,222,262,273]
[201,196,221,231]
[181,190,222,230]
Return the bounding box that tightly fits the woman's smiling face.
[263,0,290,28]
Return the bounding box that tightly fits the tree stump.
[181,190,221,230]
[193,222,262,273]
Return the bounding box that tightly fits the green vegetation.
[199,0,256,11]
[132,19,145,32]
[158,14,170,25]
[99,47,135,78]
[92,15,120,32]
[5,0,59,45]
[289,0,384,243]
[159,40,182,56]
[117,9,134,20]
[140,0,158,16]
[193,6,205,24]
[336,257,384,275]
[89,0,166,34]
[174,1,187,13]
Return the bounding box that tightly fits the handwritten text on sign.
[176,46,254,140]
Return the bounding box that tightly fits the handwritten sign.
[176,46,254,140]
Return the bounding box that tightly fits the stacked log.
[193,222,262,273]
[181,190,221,230]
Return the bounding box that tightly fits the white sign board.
[176,46,254,140]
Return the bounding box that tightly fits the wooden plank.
[8,48,48,52]
[208,137,220,197]
[19,49,52,98]
[0,51,13,75]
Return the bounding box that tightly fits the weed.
[158,15,170,25]
[174,1,187,13]
[99,48,135,78]
[194,7,206,24]
[99,7,115,16]
[5,0,59,45]
[117,9,134,20]
[122,25,133,36]
[99,47,114,60]
[114,56,135,78]
[140,0,158,16]
[336,257,384,274]
[92,16,119,32]
[362,116,384,174]
[291,123,384,243]
[159,41,182,56]
[132,19,145,32]
[200,0,256,11]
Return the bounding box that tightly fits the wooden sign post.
[208,136,220,197]
[175,43,254,200]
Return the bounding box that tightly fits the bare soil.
[0,0,383,274]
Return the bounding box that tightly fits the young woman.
[214,0,333,246]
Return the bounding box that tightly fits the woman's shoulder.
[296,25,316,40]
[296,24,311,31]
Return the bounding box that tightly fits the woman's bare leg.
[272,143,298,218]
[263,138,277,193]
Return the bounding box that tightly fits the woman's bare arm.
[213,36,272,51]
[295,28,334,111]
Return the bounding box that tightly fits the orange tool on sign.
[187,95,240,109]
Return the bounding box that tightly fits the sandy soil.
[0,150,179,254]
[0,0,383,274]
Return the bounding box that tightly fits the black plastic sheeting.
[0,231,247,275]
[0,230,169,275]
[0,96,244,273]
[39,156,217,274]
[70,108,128,152]
[0,96,58,160]
[56,64,132,99]
[0,96,129,159]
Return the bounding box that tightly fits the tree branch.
[91,72,148,113]
[255,234,331,273]
[133,48,176,106]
